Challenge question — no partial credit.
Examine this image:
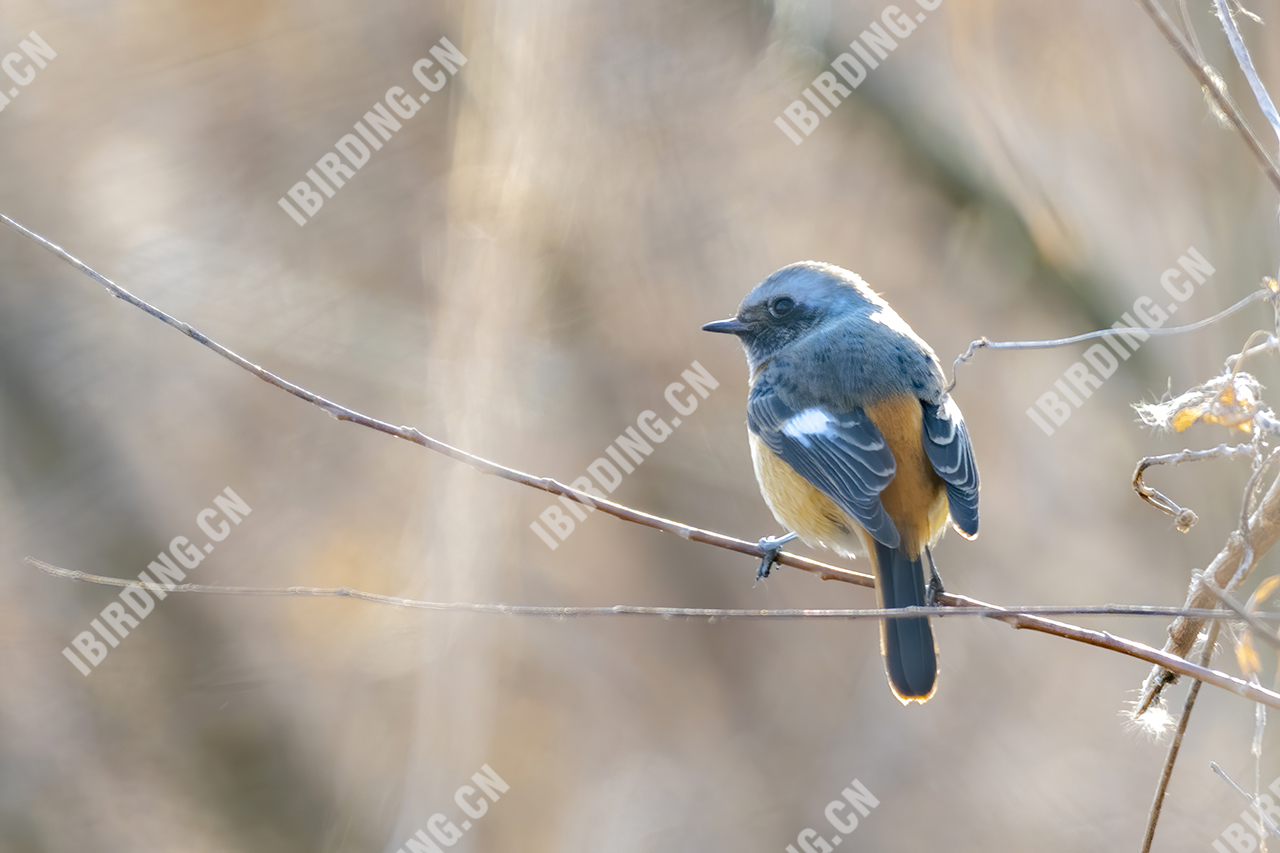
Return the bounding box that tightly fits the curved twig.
[1133,444,1253,531]
[948,288,1268,392]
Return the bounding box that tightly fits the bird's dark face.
[702,262,877,372]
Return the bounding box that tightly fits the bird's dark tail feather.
[873,540,937,703]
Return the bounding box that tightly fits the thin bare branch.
[1132,0,1280,193]
[29,558,1280,709]
[948,286,1269,392]
[1141,620,1221,853]
[1133,443,1253,531]
[0,212,873,591]
[1138,462,1280,714]
[1212,0,1280,145]
[10,211,1280,710]
[1198,574,1280,650]
[937,591,1280,709]
[1226,332,1280,372]
[1212,760,1280,839]
[27,556,1280,621]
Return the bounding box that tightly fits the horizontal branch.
[30,558,1280,710]
[8,211,1280,710]
[28,556,1280,621]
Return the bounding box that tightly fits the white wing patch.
[781,408,835,447]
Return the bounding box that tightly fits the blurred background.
[3,0,1280,849]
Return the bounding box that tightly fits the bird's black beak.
[701,317,749,335]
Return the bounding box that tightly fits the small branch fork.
[1134,444,1254,532]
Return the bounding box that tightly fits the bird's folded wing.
[921,397,979,537]
[747,381,900,547]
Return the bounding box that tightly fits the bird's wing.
[747,378,900,547]
[921,397,979,538]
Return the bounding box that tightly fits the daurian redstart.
[703,261,979,703]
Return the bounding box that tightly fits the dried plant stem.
[1140,620,1221,853]
[1137,466,1280,714]
[1133,0,1280,193]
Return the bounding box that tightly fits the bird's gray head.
[702,261,886,372]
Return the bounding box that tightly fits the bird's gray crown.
[731,262,887,371]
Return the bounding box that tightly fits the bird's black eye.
[770,297,795,317]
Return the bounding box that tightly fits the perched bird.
[702,261,978,703]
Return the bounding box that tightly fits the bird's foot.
[925,546,945,605]
[926,574,946,606]
[756,532,798,580]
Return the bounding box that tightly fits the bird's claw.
[756,532,798,580]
